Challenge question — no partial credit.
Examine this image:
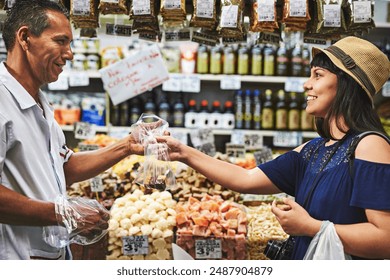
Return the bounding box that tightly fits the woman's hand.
[271,198,322,237]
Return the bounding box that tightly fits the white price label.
[244,133,263,150]
[48,72,69,90]
[74,122,96,140]
[69,71,90,87]
[273,131,302,147]
[90,175,104,192]
[162,74,182,92]
[381,81,390,97]
[195,239,222,259]
[225,143,246,158]
[122,235,149,255]
[181,75,201,93]
[220,75,241,90]
[285,77,306,93]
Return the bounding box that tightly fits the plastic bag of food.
[131,114,176,190]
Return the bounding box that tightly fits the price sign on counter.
[244,133,263,150]
[220,75,241,90]
[273,131,303,147]
[90,176,104,192]
[162,73,182,92]
[226,143,246,158]
[181,75,201,93]
[122,235,149,255]
[74,122,96,140]
[69,71,90,87]
[195,239,222,259]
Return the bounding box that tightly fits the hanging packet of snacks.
[282,0,311,32]
[344,0,375,35]
[98,0,129,15]
[130,0,160,36]
[250,0,279,33]
[218,0,245,41]
[190,0,218,29]
[160,0,187,28]
[70,0,100,29]
[131,114,176,191]
[315,0,348,37]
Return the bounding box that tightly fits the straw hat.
[312,36,390,101]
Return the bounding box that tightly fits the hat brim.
[311,46,372,100]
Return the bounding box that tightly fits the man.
[0,0,144,259]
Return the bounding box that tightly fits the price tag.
[273,131,303,147]
[181,75,201,93]
[48,72,69,90]
[122,235,149,255]
[225,143,246,158]
[195,239,222,259]
[78,143,99,151]
[253,147,273,165]
[220,75,241,90]
[190,128,214,147]
[244,133,263,150]
[285,77,306,93]
[90,175,104,192]
[381,81,390,97]
[74,122,96,140]
[194,142,216,157]
[69,71,90,87]
[162,73,182,92]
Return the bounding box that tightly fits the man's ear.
[16,26,30,51]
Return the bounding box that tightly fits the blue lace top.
[258,133,390,259]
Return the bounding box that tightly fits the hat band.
[326,45,376,96]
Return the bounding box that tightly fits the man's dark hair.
[311,52,386,140]
[3,0,69,51]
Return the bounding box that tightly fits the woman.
[159,36,390,259]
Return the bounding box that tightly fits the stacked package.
[175,194,247,259]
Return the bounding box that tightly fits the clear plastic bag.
[43,195,109,248]
[304,220,352,260]
[131,114,176,190]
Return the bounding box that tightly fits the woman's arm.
[158,136,282,194]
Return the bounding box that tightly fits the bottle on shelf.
[276,41,289,76]
[209,100,223,129]
[222,44,236,75]
[196,44,209,74]
[157,92,171,124]
[198,99,210,128]
[300,91,314,131]
[243,89,253,130]
[129,97,142,126]
[291,42,303,77]
[209,45,222,74]
[263,44,275,76]
[252,89,262,130]
[119,100,129,127]
[302,44,311,77]
[221,100,235,130]
[110,100,121,126]
[234,90,244,129]
[172,94,185,127]
[237,44,249,75]
[288,92,300,131]
[144,93,157,122]
[262,89,274,130]
[275,89,288,130]
[251,44,263,75]
[184,99,198,128]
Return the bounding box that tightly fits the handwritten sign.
[99,44,169,105]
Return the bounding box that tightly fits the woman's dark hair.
[310,52,386,140]
[3,0,69,51]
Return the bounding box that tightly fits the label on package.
[122,235,149,255]
[195,239,222,259]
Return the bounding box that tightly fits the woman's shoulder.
[354,134,390,164]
